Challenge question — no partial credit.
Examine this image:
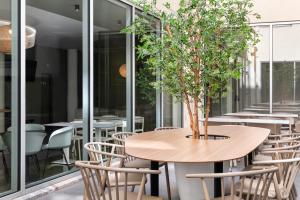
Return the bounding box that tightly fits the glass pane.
[25,0,82,185]
[273,24,300,113]
[163,93,182,127]
[135,11,157,132]
[93,0,129,139]
[239,26,270,113]
[0,0,19,196]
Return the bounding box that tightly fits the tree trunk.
[204,96,211,140]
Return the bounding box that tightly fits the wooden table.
[125,126,269,196]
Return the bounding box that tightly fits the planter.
[175,161,230,200]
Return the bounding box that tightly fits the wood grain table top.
[125,125,269,163]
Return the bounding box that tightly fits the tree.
[123,0,259,139]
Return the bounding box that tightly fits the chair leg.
[2,151,8,178]
[164,163,171,200]
[43,150,49,177]
[62,149,71,170]
[34,154,41,175]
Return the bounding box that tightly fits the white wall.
[154,0,300,23]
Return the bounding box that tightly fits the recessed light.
[75,4,80,12]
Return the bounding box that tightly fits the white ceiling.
[0,0,128,50]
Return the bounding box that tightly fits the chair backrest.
[26,131,46,155]
[186,167,279,200]
[4,125,46,155]
[75,160,160,200]
[261,141,300,152]
[84,142,126,167]
[253,157,300,199]
[7,123,45,132]
[111,132,137,146]
[46,126,74,149]
[154,127,179,131]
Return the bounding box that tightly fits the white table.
[225,112,297,124]
[200,117,291,133]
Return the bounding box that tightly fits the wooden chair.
[84,142,144,188]
[254,142,300,162]
[76,161,163,200]
[186,166,278,200]
[112,132,172,200]
[243,157,300,200]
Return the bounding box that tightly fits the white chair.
[42,126,74,175]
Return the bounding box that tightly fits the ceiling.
[0,0,128,49]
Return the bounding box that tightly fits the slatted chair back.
[111,132,138,163]
[84,142,126,167]
[112,132,137,146]
[186,167,279,200]
[76,161,161,200]
[253,157,300,199]
[261,141,300,153]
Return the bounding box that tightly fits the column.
[67,49,78,121]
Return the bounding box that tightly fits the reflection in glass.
[0,0,19,195]
[25,0,83,185]
[93,0,130,141]
[273,24,300,113]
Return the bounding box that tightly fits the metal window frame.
[0,0,168,198]
[250,21,300,114]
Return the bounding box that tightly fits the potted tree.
[124,0,259,198]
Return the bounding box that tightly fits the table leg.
[150,161,159,196]
[248,151,253,165]
[214,162,223,197]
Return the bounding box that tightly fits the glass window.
[0,0,19,196]
[134,11,158,132]
[273,24,300,113]
[93,0,131,140]
[25,0,83,186]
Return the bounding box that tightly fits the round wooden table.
[125,125,270,197]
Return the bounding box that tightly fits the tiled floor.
[38,163,300,200]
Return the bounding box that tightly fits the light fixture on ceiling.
[119,64,126,78]
[75,4,80,12]
[0,20,36,54]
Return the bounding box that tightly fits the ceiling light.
[0,20,36,54]
[75,4,80,12]
[119,64,126,78]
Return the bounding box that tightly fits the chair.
[112,132,172,200]
[254,142,300,162]
[84,142,146,189]
[4,124,46,176]
[75,160,163,200]
[0,135,8,177]
[186,166,278,200]
[42,126,74,175]
[241,157,300,200]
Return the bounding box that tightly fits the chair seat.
[235,178,286,199]
[124,159,151,168]
[109,172,145,187]
[124,159,166,169]
[253,154,272,161]
[104,190,163,200]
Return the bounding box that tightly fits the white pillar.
[0,53,5,133]
[67,49,78,121]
